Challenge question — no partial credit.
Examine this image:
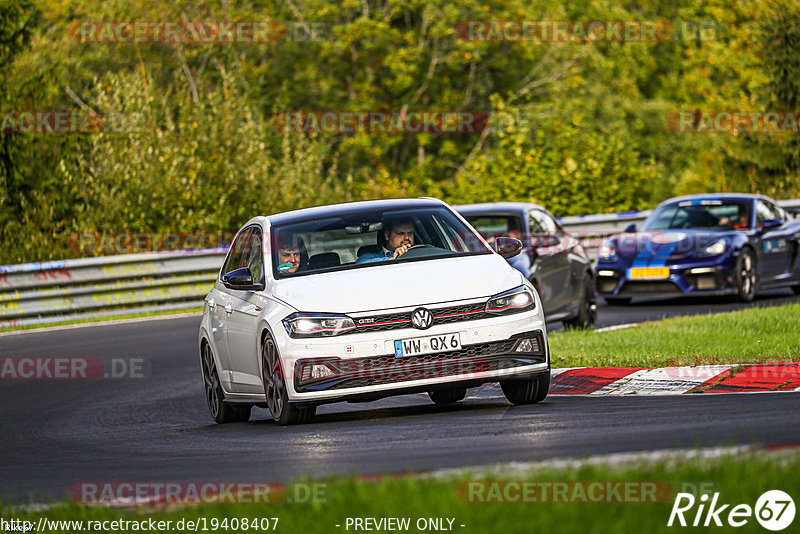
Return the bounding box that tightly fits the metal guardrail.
[0,249,226,328]
[1,199,797,329]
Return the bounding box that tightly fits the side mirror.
[624,223,637,233]
[222,267,265,291]
[493,237,522,259]
[759,219,782,233]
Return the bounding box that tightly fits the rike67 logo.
[668,490,795,531]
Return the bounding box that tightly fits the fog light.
[515,338,541,353]
[597,270,616,277]
[296,358,340,384]
[310,364,335,379]
[689,267,716,274]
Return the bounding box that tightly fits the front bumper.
[595,255,739,298]
[277,307,548,404]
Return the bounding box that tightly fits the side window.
[756,201,774,227]
[221,228,252,276]
[244,229,265,284]
[529,210,556,234]
[528,211,546,234]
[768,202,785,222]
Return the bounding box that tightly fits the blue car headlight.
[486,286,535,315]
[699,239,727,257]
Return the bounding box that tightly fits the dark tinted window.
[643,200,751,230]
[464,215,521,242]
[243,229,265,284]
[222,227,253,275]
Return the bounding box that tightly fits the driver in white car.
[356,217,415,263]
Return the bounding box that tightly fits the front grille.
[353,302,487,333]
[295,332,546,392]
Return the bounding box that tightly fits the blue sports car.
[595,194,800,304]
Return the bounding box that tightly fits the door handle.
[224,304,233,314]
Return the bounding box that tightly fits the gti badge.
[411,308,434,330]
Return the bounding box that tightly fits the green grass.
[0,308,203,334]
[5,451,798,534]
[550,302,800,368]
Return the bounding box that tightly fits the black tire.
[428,388,467,405]
[603,297,631,306]
[734,248,757,302]
[201,342,251,424]
[261,334,316,425]
[501,371,550,405]
[564,273,597,329]
[792,284,800,295]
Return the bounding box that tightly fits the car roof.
[657,193,773,207]
[258,197,448,226]
[453,202,546,215]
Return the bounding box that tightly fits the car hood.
[611,230,734,261]
[271,253,523,313]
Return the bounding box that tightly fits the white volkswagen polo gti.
[199,198,550,424]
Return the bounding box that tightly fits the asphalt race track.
[2,292,799,503]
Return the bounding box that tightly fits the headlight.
[283,313,356,338]
[486,286,535,315]
[700,239,727,257]
[598,242,617,261]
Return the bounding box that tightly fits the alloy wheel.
[202,343,221,419]
[739,251,756,300]
[262,337,284,419]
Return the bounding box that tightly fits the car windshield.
[642,200,751,230]
[271,205,491,278]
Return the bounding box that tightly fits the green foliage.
[2,0,800,263]
[723,0,800,197]
[439,98,658,215]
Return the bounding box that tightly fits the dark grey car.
[456,202,596,327]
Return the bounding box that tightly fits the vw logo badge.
[411,308,433,330]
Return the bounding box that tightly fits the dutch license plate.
[628,267,670,279]
[394,333,461,358]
